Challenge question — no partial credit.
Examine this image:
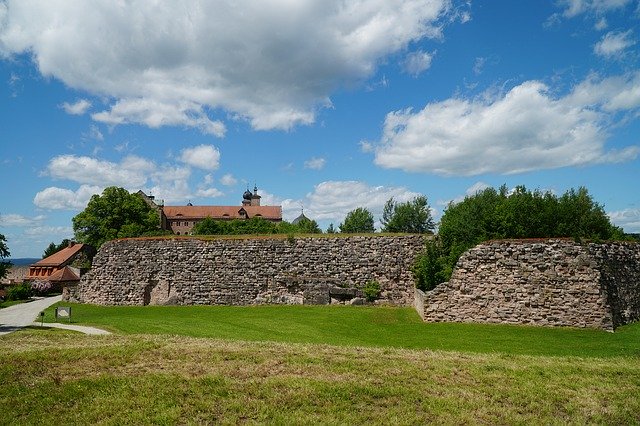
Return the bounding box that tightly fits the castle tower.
[251,185,261,206]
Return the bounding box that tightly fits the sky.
[1,0,639,258]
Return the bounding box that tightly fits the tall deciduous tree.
[0,233,10,280]
[72,187,160,248]
[381,196,434,234]
[339,208,375,233]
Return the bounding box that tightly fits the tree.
[295,217,322,234]
[326,223,336,234]
[72,187,161,248]
[381,196,434,234]
[414,185,625,291]
[339,208,375,233]
[0,233,10,280]
[43,239,71,258]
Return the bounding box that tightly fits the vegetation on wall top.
[414,185,627,292]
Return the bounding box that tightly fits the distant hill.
[7,258,39,266]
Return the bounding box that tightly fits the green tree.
[72,187,160,248]
[339,208,375,233]
[381,196,434,234]
[0,233,10,280]
[43,239,71,258]
[295,217,322,234]
[326,223,336,234]
[192,217,225,235]
[415,185,625,291]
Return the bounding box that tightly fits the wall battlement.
[415,239,640,330]
[74,235,425,306]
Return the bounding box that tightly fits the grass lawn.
[39,303,640,358]
[2,304,639,424]
[1,330,639,424]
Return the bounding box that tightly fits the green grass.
[41,303,640,358]
[0,299,29,309]
[1,331,639,424]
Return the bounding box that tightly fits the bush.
[362,280,381,302]
[31,280,53,296]
[6,282,32,301]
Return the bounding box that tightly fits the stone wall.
[415,239,640,330]
[76,235,425,306]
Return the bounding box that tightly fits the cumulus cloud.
[608,208,640,233]
[594,30,636,58]
[304,157,326,170]
[373,75,640,176]
[0,213,46,227]
[402,50,434,76]
[43,155,154,187]
[61,99,91,115]
[220,174,237,186]
[264,180,421,227]
[195,188,224,198]
[33,185,102,210]
[0,0,454,133]
[179,145,221,171]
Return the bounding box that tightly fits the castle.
[137,186,282,235]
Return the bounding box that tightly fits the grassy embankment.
[2,304,639,424]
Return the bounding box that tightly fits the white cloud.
[23,225,73,238]
[594,30,635,58]
[594,17,608,30]
[608,208,640,233]
[179,145,221,171]
[83,124,104,141]
[373,76,640,176]
[0,0,453,133]
[402,50,434,76]
[568,72,640,112]
[558,0,632,17]
[473,57,486,75]
[220,174,237,186]
[304,157,326,170]
[92,98,226,137]
[33,185,102,210]
[359,140,375,153]
[265,181,421,227]
[43,155,153,187]
[195,188,224,198]
[0,213,46,227]
[61,99,91,115]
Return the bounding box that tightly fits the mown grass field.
[2,304,640,424]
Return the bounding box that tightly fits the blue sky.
[1,0,639,258]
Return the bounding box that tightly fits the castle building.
[138,186,282,235]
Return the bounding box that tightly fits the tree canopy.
[192,217,322,236]
[72,187,161,248]
[414,185,626,291]
[339,207,375,233]
[43,239,71,258]
[381,196,434,234]
[0,233,10,280]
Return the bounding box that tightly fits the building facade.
[138,186,283,235]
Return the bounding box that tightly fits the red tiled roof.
[162,205,282,220]
[32,243,86,267]
[47,266,80,282]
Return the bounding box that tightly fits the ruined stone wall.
[76,235,425,306]
[415,239,640,330]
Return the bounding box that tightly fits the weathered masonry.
[415,239,640,330]
[73,235,425,306]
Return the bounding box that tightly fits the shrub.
[362,280,381,302]
[6,282,32,301]
[31,280,53,296]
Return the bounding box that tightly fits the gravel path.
[0,295,110,336]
